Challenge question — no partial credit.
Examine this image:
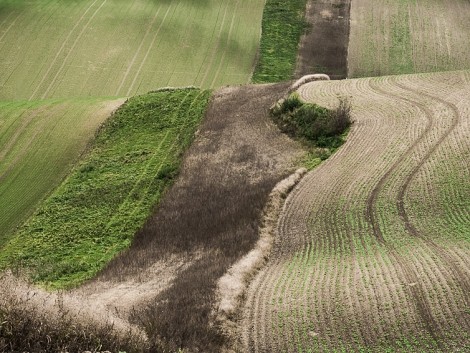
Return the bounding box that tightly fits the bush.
[271,94,352,169]
[271,93,352,144]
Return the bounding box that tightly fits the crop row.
[244,71,470,352]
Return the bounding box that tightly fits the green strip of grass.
[0,88,211,289]
[252,0,308,83]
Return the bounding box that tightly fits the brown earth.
[295,0,351,79]
[243,71,470,352]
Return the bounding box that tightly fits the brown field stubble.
[295,0,351,80]
[243,71,470,352]
[83,82,305,352]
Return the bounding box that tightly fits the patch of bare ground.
[69,82,303,352]
[243,71,470,352]
[295,0,351,79]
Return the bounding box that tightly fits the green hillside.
[0,0,265,100]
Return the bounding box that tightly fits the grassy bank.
[252,0,308,83]
[0,88,211,289]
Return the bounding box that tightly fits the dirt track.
[243,71,470,352]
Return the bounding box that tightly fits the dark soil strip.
[295,0,351,79]
[97,82,303,352]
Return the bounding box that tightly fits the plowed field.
[348,0,470,77]
[243,70,470,352]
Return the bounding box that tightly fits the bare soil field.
[243,70,470,352]
[296,0,351,80]
[348,0,470,77]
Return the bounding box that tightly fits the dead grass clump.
[0,272,147,353]
[289,73,330,92]
[215,168,307,350]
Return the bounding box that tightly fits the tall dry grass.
[0,272,147,353]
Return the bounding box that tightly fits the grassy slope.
[348,0,470,77]
[0,88,211,289]
[252,0,308,83]
[0,0,265,100]
[0,98,122,246]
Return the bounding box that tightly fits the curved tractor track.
[243,70,470,352]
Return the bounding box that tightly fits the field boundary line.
[215,168,307,351]
[114,4,163,96]
[101,90,194,261]
[28,0,100,101]
[125,4,175,97]
[40,0,108,100]
[120,90,206,224]
[106,90,195,234]
[0,108,42,163]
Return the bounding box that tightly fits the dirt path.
[295,0,351,79]
[243,71,470,352]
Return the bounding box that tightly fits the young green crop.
[0,98,121,247]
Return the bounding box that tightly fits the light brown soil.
[243,70,470,352]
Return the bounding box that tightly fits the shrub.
[271,94,352,169]
[271,93,352,144]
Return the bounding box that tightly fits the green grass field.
[0,0,265,100]
[0,98,122,246]
[0,88,210,289]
